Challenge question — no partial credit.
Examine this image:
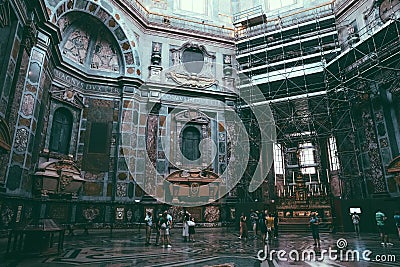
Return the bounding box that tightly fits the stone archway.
[45,0,141,77]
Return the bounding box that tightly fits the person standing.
[351,212,360,236]
[376,209,392,246]
[159,212,172,248]
[144,211,153,246]
[273,213,279,239]
[182,210,190,242]
[265,212,275,243]
[239,212,248,239]
[250,209,258,238]
[394,211,400,241]
[309,212,320,247]
[154,213,162,246]
[260,210,268,243]
[188,217,196,242]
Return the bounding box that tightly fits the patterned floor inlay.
[0,228,399,266]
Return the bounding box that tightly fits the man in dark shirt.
[309,212,320,247]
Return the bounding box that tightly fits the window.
[328,136,340,171]
[176,0,206,14]
[181,126,201,160]
[273,143,284,175]
[88,122,108,153]
[49,108,73,154]
[299,142,315,174]
[266,0,296,11]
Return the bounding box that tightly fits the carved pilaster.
[0,0,11,28]
[22,20,37,54]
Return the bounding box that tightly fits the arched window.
[181,126,201,160]
[49,108,73,154]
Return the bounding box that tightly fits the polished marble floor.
[1,227,399,267]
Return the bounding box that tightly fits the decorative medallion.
[51,86,85,109]
[82,206,99,222]
[166,42,217,88]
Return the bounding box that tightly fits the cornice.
[111,0,234,45]
[55,62,143,89]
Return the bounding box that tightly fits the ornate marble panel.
[116,183,127,197]
[91,30,120,72]
[204,206,220,223]
[14,128,29,152]
[21,94,35,116]
[63,28,90,64]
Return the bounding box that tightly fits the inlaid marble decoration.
[57,14,73,33]
[115,207,124,220]
[21,94,35,116]
[63,28,90,64]
[14,128,29,152]
[204,206,220,223]
[82,206,100,222]
[116,183,127,197]
[362,110,386,194]
[146,115,158,164]
[1,206,14,226]
[91,31,120,72]
[126,209,133,222]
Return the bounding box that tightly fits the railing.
[235,2,335,40]
[123,0,234,39]
[233,5,264,23]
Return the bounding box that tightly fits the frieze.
[160,94,222,106]
[53,69,120,93]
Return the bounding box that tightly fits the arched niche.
[46,0,141,77]
[58,11,124,75]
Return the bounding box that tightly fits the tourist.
[239,212,248,239]
[394,211,400,241]
[376,209,392,246]
[188,217,196,242]
[159,212,172,248]
[154,213,162,246]
[351,212,360,236]
[260,210,268,243]
[182,209,190,242]
[265,212,274,243]
[144,211,153,246]
[250,209,258,238]
[166,211,173,228]
[309,212,320,247]
[273,213,279,238]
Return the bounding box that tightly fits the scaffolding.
[234,1,400,200]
